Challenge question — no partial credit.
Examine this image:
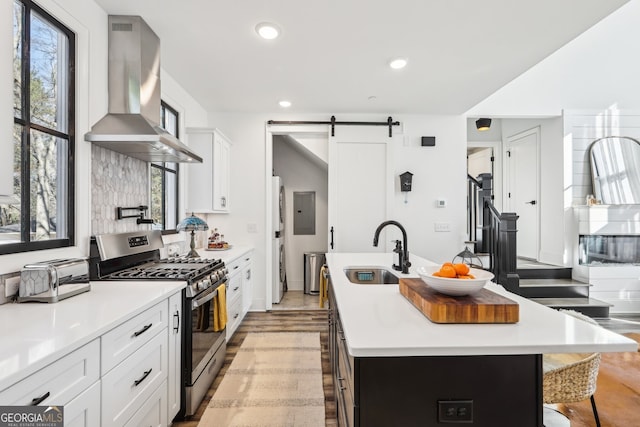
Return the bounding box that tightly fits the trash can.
[304,252,326,295]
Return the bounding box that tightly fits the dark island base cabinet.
[328,282,543,427]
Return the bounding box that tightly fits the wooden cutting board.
[399,278,519,324]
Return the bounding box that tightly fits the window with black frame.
[1,0,75,254]
[151,101,180,230]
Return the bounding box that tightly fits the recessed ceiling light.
[279,100,292,108]
[255,22,280,40]
[389,58,408,69]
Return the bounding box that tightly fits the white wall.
[0,0,207,275]
[205,113,466,310]
[465,0,640,268]
[466,0,640,117]
[273,137,328,291]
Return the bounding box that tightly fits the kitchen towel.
[212,283,227,332]
[319,265,328,308]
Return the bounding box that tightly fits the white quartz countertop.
[198,245,253,265]
[326,252,638,357]
[0,281,185,391]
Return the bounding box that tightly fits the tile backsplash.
[91,146,149,235]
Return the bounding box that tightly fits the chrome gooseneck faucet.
[373,220,411,274]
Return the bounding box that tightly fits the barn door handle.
[526,200,537,205]
[330,226,334,250]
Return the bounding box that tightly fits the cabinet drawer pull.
[30,391,50,406]
[134,369,153,386]
[234,313,239,319]
[133,323,152,337]
[233,286,239,291]
[173,311,180,333]
[233,265,239,270]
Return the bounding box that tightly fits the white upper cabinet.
[186,128,232,213]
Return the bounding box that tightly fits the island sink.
[344,267,399,284]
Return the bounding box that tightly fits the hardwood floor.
[172,310,336,427]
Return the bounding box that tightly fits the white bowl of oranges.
[416,263,494,296]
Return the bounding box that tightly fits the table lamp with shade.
[177,213,209,257]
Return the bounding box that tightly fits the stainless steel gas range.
[89,230,228,418]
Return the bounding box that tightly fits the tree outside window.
[1,0,75,254]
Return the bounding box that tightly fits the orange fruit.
[442,262,454,268]
[457,275,472,279]
[432,271,442,277]
[453,263,470,276]
[439,265,457,278]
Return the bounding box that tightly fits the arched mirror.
[589,136,640,204]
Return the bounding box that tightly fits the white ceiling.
[93,0,628,115]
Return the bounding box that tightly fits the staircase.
[514,262,612,318]
[466,174,612,318]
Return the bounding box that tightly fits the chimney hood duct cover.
[84,15,202,163]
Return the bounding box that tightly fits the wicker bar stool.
[543,310,602,427]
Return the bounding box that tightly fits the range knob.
[198,279,211,290]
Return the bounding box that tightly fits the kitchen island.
[326,252,637,427]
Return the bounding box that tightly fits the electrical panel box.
[293,191,316,235]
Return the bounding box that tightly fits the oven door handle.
[192,286,219,309]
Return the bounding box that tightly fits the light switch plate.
[434,222,451,232]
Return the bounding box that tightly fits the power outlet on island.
[434,222,451,232]
[438,400,473,423]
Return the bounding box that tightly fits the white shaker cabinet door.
[212,133,231,212]
[167,291,182,423]
[186,128,232,213]
[64,381,101,427]
[242,252,253,314]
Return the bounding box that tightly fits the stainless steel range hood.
[85,15,202,163]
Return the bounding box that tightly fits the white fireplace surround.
[573,205,640,313]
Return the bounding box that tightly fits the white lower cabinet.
[124,380,168,427]
[167,292,182,423]
[0,338,100,406]
[225,250,254,340]
[0,290,181,427]
[101,300,168,374]
[64,380,101,427]
[226,293,243,340]
[241,253,253,314]
[101,327,168,427]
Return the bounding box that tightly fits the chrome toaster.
[18,258,91,303]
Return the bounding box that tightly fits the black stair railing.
[466,173,520,292]
[485,201,520,292]
[467,173,493,253]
